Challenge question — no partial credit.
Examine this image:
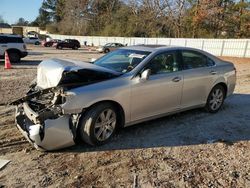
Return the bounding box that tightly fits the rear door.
[130,51,183,121]
[180,50,217,108]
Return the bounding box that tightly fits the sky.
[0,0,43,24]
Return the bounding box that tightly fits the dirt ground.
[0,45,249,188]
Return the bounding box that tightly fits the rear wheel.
[78,103,118,146]
[205,85,225,113]
[8,51,20,63]
[57,45,63,49]
[104,48,110,53]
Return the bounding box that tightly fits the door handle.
[210,70,217,75]
[172,77,181,82]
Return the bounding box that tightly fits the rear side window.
[6,37,24,43]
[207,57,215,67]
[182,51,214,69]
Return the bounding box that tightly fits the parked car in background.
[0,34,28,62]
[96,43,125,53]
[42,39,62,47]
[23,37,40,45]
[56,39,80,50]
[12,45,236,151]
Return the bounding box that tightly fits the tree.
[30,0,250,38]
[34,0,65,29]
[15,17,29,26]
[35,7,52,29]
[0,15,5,23]
[0,15,6,23]
[231,0,250,38]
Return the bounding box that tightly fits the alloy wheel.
[209,88,224,111]
[94,109,116,141]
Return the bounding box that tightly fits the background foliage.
[7,0,250,38]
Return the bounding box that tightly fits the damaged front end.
[12,87,78,151]
[11,58,120,151]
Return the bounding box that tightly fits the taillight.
[23,44,27,50]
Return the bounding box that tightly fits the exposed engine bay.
[11,58,120,151]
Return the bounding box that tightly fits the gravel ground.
[0,45,250,187]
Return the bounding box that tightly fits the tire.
[205,85,225,113]
[57,45,62,50]
[8,51,20,63]
[72,46,78,50]
[35,41,40,45]
[78,103,118,146]
[104,48,110,53]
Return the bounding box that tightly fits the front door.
[130,51,183,122]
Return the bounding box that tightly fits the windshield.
[104,43,111,46]
[94,49,151,73]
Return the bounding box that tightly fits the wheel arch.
[205,82,227,113]
[216,82,228,97]
[206,81,228,103]
[78,100,125,129]
[6,48,21,55]
[212,82,228,97]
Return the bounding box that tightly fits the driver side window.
[146,52,179,75]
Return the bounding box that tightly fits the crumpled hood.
[37,58,119,89]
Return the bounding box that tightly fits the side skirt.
[124,104,205,127]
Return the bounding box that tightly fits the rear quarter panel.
[215,61,236,97]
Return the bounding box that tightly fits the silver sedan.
[12,45,236,151]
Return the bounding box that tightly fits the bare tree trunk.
[192,0,199,38]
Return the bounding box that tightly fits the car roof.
[122,44,177,52]
[0,34,22,38]
[122,44,220,61]
[122,45,204,53]
[106,42,122,44]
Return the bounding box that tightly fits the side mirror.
[140,69,151,82]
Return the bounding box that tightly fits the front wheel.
[205,85,225,113]
[78,103,118,146]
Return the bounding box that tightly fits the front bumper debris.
[15,103,75,151]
